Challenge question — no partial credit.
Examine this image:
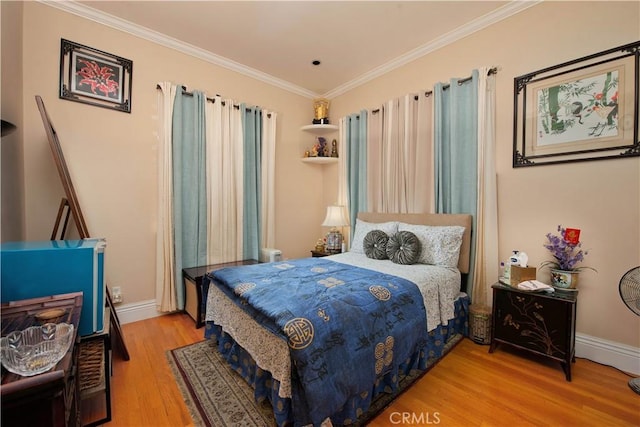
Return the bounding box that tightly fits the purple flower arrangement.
[541,225,595,272]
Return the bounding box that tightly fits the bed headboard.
[357,212,473,274]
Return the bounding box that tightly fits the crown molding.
[323,0,542,99]
[40,0,539,100]
[38,0,319,99]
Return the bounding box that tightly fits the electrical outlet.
[111,286,123,304]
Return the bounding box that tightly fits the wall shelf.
[302,157,338,165]
[301,124,339,161]
[300,124,339,135]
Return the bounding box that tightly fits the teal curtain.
[434,70,479,295]
[172,88,207,309]
[345,110,368,232]
[242,105,262,261]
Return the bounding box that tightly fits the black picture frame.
[59,39,132,113]
[513,41,639,167]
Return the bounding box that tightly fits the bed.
[203,212,472,426]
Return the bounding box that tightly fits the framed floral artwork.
[59,39,133,113]
[513,41,639,167]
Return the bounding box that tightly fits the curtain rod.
[155,84,269,115]
[423,66,498,97]
[370,67,498,114]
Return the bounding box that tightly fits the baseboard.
[113,299,163,325]
[576,333,640,375]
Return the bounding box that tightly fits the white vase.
[550,269,579,289]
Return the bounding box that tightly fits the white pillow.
[397,223,465,267]
[350,219,399,254]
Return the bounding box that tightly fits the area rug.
[167,335,463,427]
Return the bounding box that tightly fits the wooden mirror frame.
[35,95,130,361]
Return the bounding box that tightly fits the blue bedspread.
[209,257,428,426]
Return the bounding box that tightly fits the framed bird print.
[513,41,639,167]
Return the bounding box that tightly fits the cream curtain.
[367,93,433,213]
[261,110,277,249]
[155,85,276,312]
[337,118,350,248]
[156,82,178,312]
[206,96,244,264]
[340,68,497,302]
[472,67,499,307]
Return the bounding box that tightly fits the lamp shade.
[321,205,349,227]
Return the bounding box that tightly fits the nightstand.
[1,293,83,427]
[311,250,331,257]
[489,282,578,381]
[183,259,259,328]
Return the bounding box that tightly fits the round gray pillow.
[386,231,421,265]
[363,230,389,260]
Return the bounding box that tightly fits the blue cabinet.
[1,239,106,336]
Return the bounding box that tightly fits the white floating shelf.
[302,157,338,165]
[300,124,339,135]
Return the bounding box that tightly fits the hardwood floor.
[107,313,639,426]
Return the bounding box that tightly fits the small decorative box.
[510,265,537,286]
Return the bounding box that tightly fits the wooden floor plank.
[106,313,640,426]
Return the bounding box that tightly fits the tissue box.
[510,265,537,286]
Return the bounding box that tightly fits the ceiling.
[66,1,533,98]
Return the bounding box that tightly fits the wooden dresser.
[1,293,83,427]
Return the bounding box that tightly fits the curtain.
[342,111,368,233]
[340,68,497,302]
[261,110,277,249]
[156,83,178,312]
[434,71,479,296]
[173,89,208,312]
[241,106,277,259]
[243,105,261,261]
[205,96,244,265]
[367,94,433,213]
[156,83,276,312]
[472,67,499,307]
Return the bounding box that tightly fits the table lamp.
[322,205,349,253]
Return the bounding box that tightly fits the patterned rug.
[167,335,463,427]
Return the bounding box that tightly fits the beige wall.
[1,1,25,242]
[2,2,639,350]
[329,1,640,348]
[5,1,325,306]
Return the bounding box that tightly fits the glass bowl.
[0,323,75,376]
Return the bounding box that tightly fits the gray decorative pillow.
[363,230,389,260]
[350,219,399,254]
[386,231,421,265]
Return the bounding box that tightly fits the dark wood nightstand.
[311,250,331,257]
[183,260,258,328]
[489,282,578,381]
[1,293,83,427]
